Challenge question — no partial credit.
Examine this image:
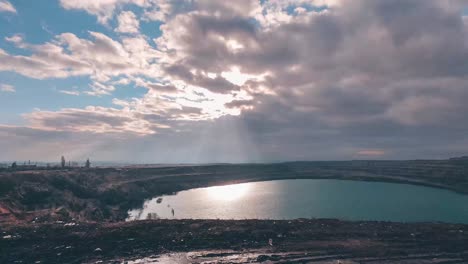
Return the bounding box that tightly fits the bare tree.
[61,156,66,168]
[85,158,91,168]
[11,162,17,169]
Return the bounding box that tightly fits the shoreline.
[159,175,467,195]
[2,160,468,223]
[2,161,468,262]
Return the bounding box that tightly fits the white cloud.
[59,90,80,96]
[23,106,157,135]
[0,84,15,92]
[59,0,148,24]
[0,31,162,80]
[5,34,23,45]
[0,0,16,13]
[115,11,140,34]
[85,81,116,96]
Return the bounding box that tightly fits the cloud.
[23,106,157,135]
[59,0,148,24]
[0,84,15,92]
[3,0,468,161]
[59,90,80,96]
[225,99,254,109]
[0,0,16,13]
[5,34,24,46]
[115,11,140,34]
[86,81,116,96]
[0,31,162,83]
[356,150,386,157]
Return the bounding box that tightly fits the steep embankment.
[1,160,468,223]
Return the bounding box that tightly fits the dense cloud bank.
[1,0,468,162]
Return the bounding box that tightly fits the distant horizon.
[1,156,466,167]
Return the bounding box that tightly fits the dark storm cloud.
[164,64,240,93]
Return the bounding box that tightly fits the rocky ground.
[2,219,468,263]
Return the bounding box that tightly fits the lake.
[127,179,468,223]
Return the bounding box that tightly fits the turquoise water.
[127,179,468,223]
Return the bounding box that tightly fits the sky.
[1,0,468,163]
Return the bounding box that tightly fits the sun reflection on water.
[205,183,251,201]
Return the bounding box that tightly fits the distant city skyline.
[1,0,468,163]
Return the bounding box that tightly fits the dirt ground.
[2,219,468,263]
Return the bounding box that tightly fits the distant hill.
[449,156,468,160]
